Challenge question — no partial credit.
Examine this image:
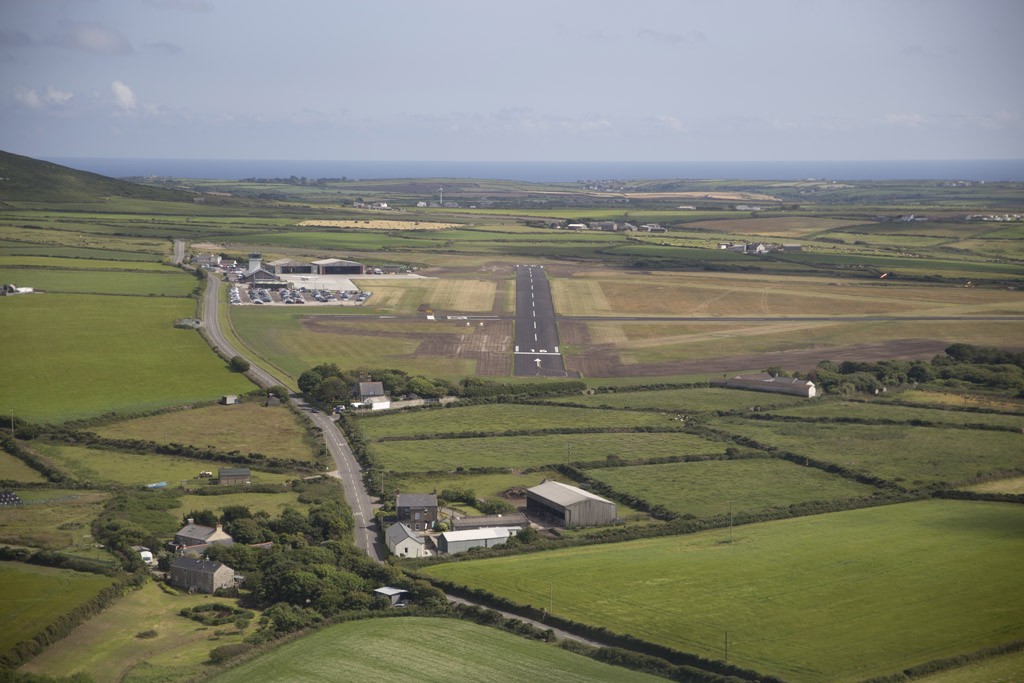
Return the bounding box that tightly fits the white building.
[385,523,428,558]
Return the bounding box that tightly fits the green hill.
[0,150,194,203]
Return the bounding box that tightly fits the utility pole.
[728,500,734,543]
[724,629,729,663]
[567,443,572,466]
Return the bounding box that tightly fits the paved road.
[172,238,185,266]
[513,264,574,377]
[201,273,385,561]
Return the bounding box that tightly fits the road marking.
[533,321,537,329]
[515,351,561,355]
[534,333,538,341]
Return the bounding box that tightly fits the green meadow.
[586,458,879,518]
[0,561,117,652]
[765,399,1024,430]
[357,404,672,440]
[540,387,808,412]
[0,267,197,296]
[370,431,728,473]
[0,294,253,423]
[717,420,1024,487]
[422,500,1024,682]
[208,617,661,683]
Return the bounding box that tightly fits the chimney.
[187,518,194,525]
[216,524,223,532]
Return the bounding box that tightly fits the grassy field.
[421,500,1024,682]
[20,580,251,683]
[357,404,673,440]
[171,491,309,520]
[0,561,117,652]
[27,442,296,487]
[586,458,878,518]
[717,420,1024,487]
[915,648,1024,682]
[891,389,1024,414]
[963,476,1024,494]
[0,294,253,423]
[540,387,808,412]
[371,431,728,473]
[0,451,48,482]
[0,267,197,296]
[0,491,111,559]
[93,402,318,462]
[765,399,1024,430]
[208,617,661,683]
[0,256,181,272]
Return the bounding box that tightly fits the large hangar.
[526,480,617,528]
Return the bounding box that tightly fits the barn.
[437,527,519,554]
[526,480,617,528]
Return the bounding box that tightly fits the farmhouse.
[169,557,235,594]
[714,373,818,397]
[218,468,251,485]
[437,527,519,554]
[526,480,617,528]
[385,523,428,558]
[396,493,438,531]
[172,518,234,551]
[355,381,386,399]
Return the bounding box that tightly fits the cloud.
[884,113,927,127]
[656,115,686,132]
[46,23,133,55]
[111,81,137,111]
[12,85,73,109]
[638,28,707,46]
[143,0,213,11]
[0,30,32,47]
[145,41,183,54]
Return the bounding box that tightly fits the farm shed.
[713,373,817,398]
[220,395,239,405]
[312,258,365,275]
[396,493,438,531]
[385,523,428,558]
[526,480,617,528]
[451,513,529,531]
[218,468,251,485]
[437,527,519,555]
[170,557,235,594]
[373,586,409,606]
[366,396,391,411]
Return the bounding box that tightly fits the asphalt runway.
[513,264,575,377]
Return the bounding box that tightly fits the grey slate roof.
[396,493,437,508]
[170,557,227,574]
[385,523,423,546]
[527,480,612,507]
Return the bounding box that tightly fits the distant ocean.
[46,158,1024,183]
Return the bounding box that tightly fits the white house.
[385,523,428,558]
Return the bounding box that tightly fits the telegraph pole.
[728,500,734,543]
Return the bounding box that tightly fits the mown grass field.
[0,491,111,559]
[765,399,1024,430]
[586,458,879,518]
[421,500,1024,682]
[914,648,1024,682]
[0,561,117,652]
[27,442,295,487]
[93,402,318,462]
[540,387,808,412]
[891,389,1024,414]
[371,431,728,473]
[20,580,251,683]
[391,469,571,509]
[0,294,253,423]
[717,420,1024,487]
[0,267,197,296]
[207,616,661,683]
[964,476,1024,494]
[357,404,673,440]
[0,255,181,272]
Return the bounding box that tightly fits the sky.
[1,0,1022,162]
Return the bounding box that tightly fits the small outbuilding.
[220,395,239,405]
[526,480,617,529]
[170,557,235,594]
[218,468,251,485]
[373,586,409,606]
[713,373,817,398]
[451,513,529,531]
[385,523,428,558]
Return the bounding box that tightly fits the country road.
[201,273,385,561]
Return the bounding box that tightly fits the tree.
[267,385,289,399]
[229,356,250,373]
[183,510,218,527]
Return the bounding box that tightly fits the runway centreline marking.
[514,351,561,355]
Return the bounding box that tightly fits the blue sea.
[46,157,1024,183]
